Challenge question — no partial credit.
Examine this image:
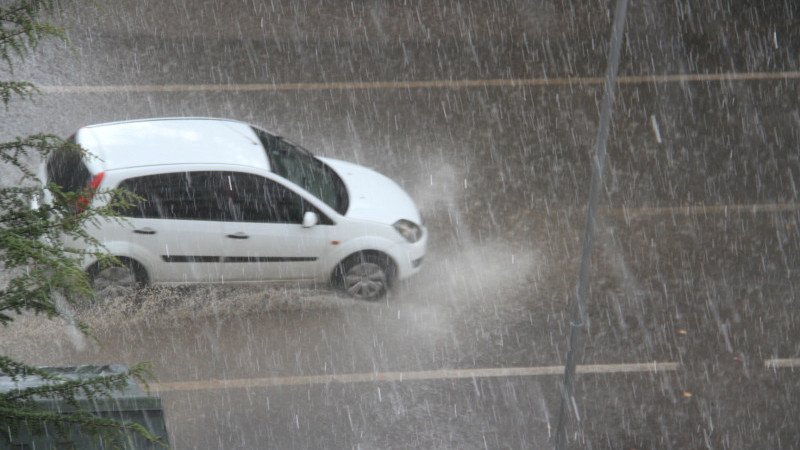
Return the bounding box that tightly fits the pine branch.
[0,80,37,105]
[1,2,166,447]
[0,0,67,68]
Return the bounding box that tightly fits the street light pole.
[554,0,629,448]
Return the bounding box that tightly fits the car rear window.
[46,137,91,193]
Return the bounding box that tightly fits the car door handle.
[226,232,249,239]
[133,227,156,235]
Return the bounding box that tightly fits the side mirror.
[302,211,319,228]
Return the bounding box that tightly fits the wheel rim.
[92,266,138,297]
[344,262,387,299]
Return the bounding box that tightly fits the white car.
[41,118,427,300]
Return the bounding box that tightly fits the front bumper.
[392,226,428,280]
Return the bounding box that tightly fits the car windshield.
[253,128,349,215]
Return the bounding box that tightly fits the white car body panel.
[219,220,332,281]
[77,119,270,173]
[320,158,422,226]
[121,217,226,283]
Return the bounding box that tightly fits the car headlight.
[393,219,423,243]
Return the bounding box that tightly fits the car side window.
[228,172,315,224]
[118,171,332,224]
[119,171,333,225]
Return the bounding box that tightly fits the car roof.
[75,118,271,173]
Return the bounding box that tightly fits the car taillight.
[88,172,105,190]
[76,172,105,213]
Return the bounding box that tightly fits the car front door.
[218,172,334,282]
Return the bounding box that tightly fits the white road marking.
[150,361,679,393]
[150,358,799,393]
[602,202,800,219]
[38,71,800,94]
[764,358,800,369]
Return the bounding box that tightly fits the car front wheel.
[335,252,396,301]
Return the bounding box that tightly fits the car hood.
[319,157,422,226]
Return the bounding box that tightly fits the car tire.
[88,257,148,298]
[334,252,396,301]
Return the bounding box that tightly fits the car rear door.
[116,171,229,283]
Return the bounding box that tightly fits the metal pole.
[554,0,629,448]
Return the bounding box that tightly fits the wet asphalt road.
[2,1,799,448]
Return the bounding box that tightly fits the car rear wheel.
[334,252,396,301]
[88,257,148,298]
